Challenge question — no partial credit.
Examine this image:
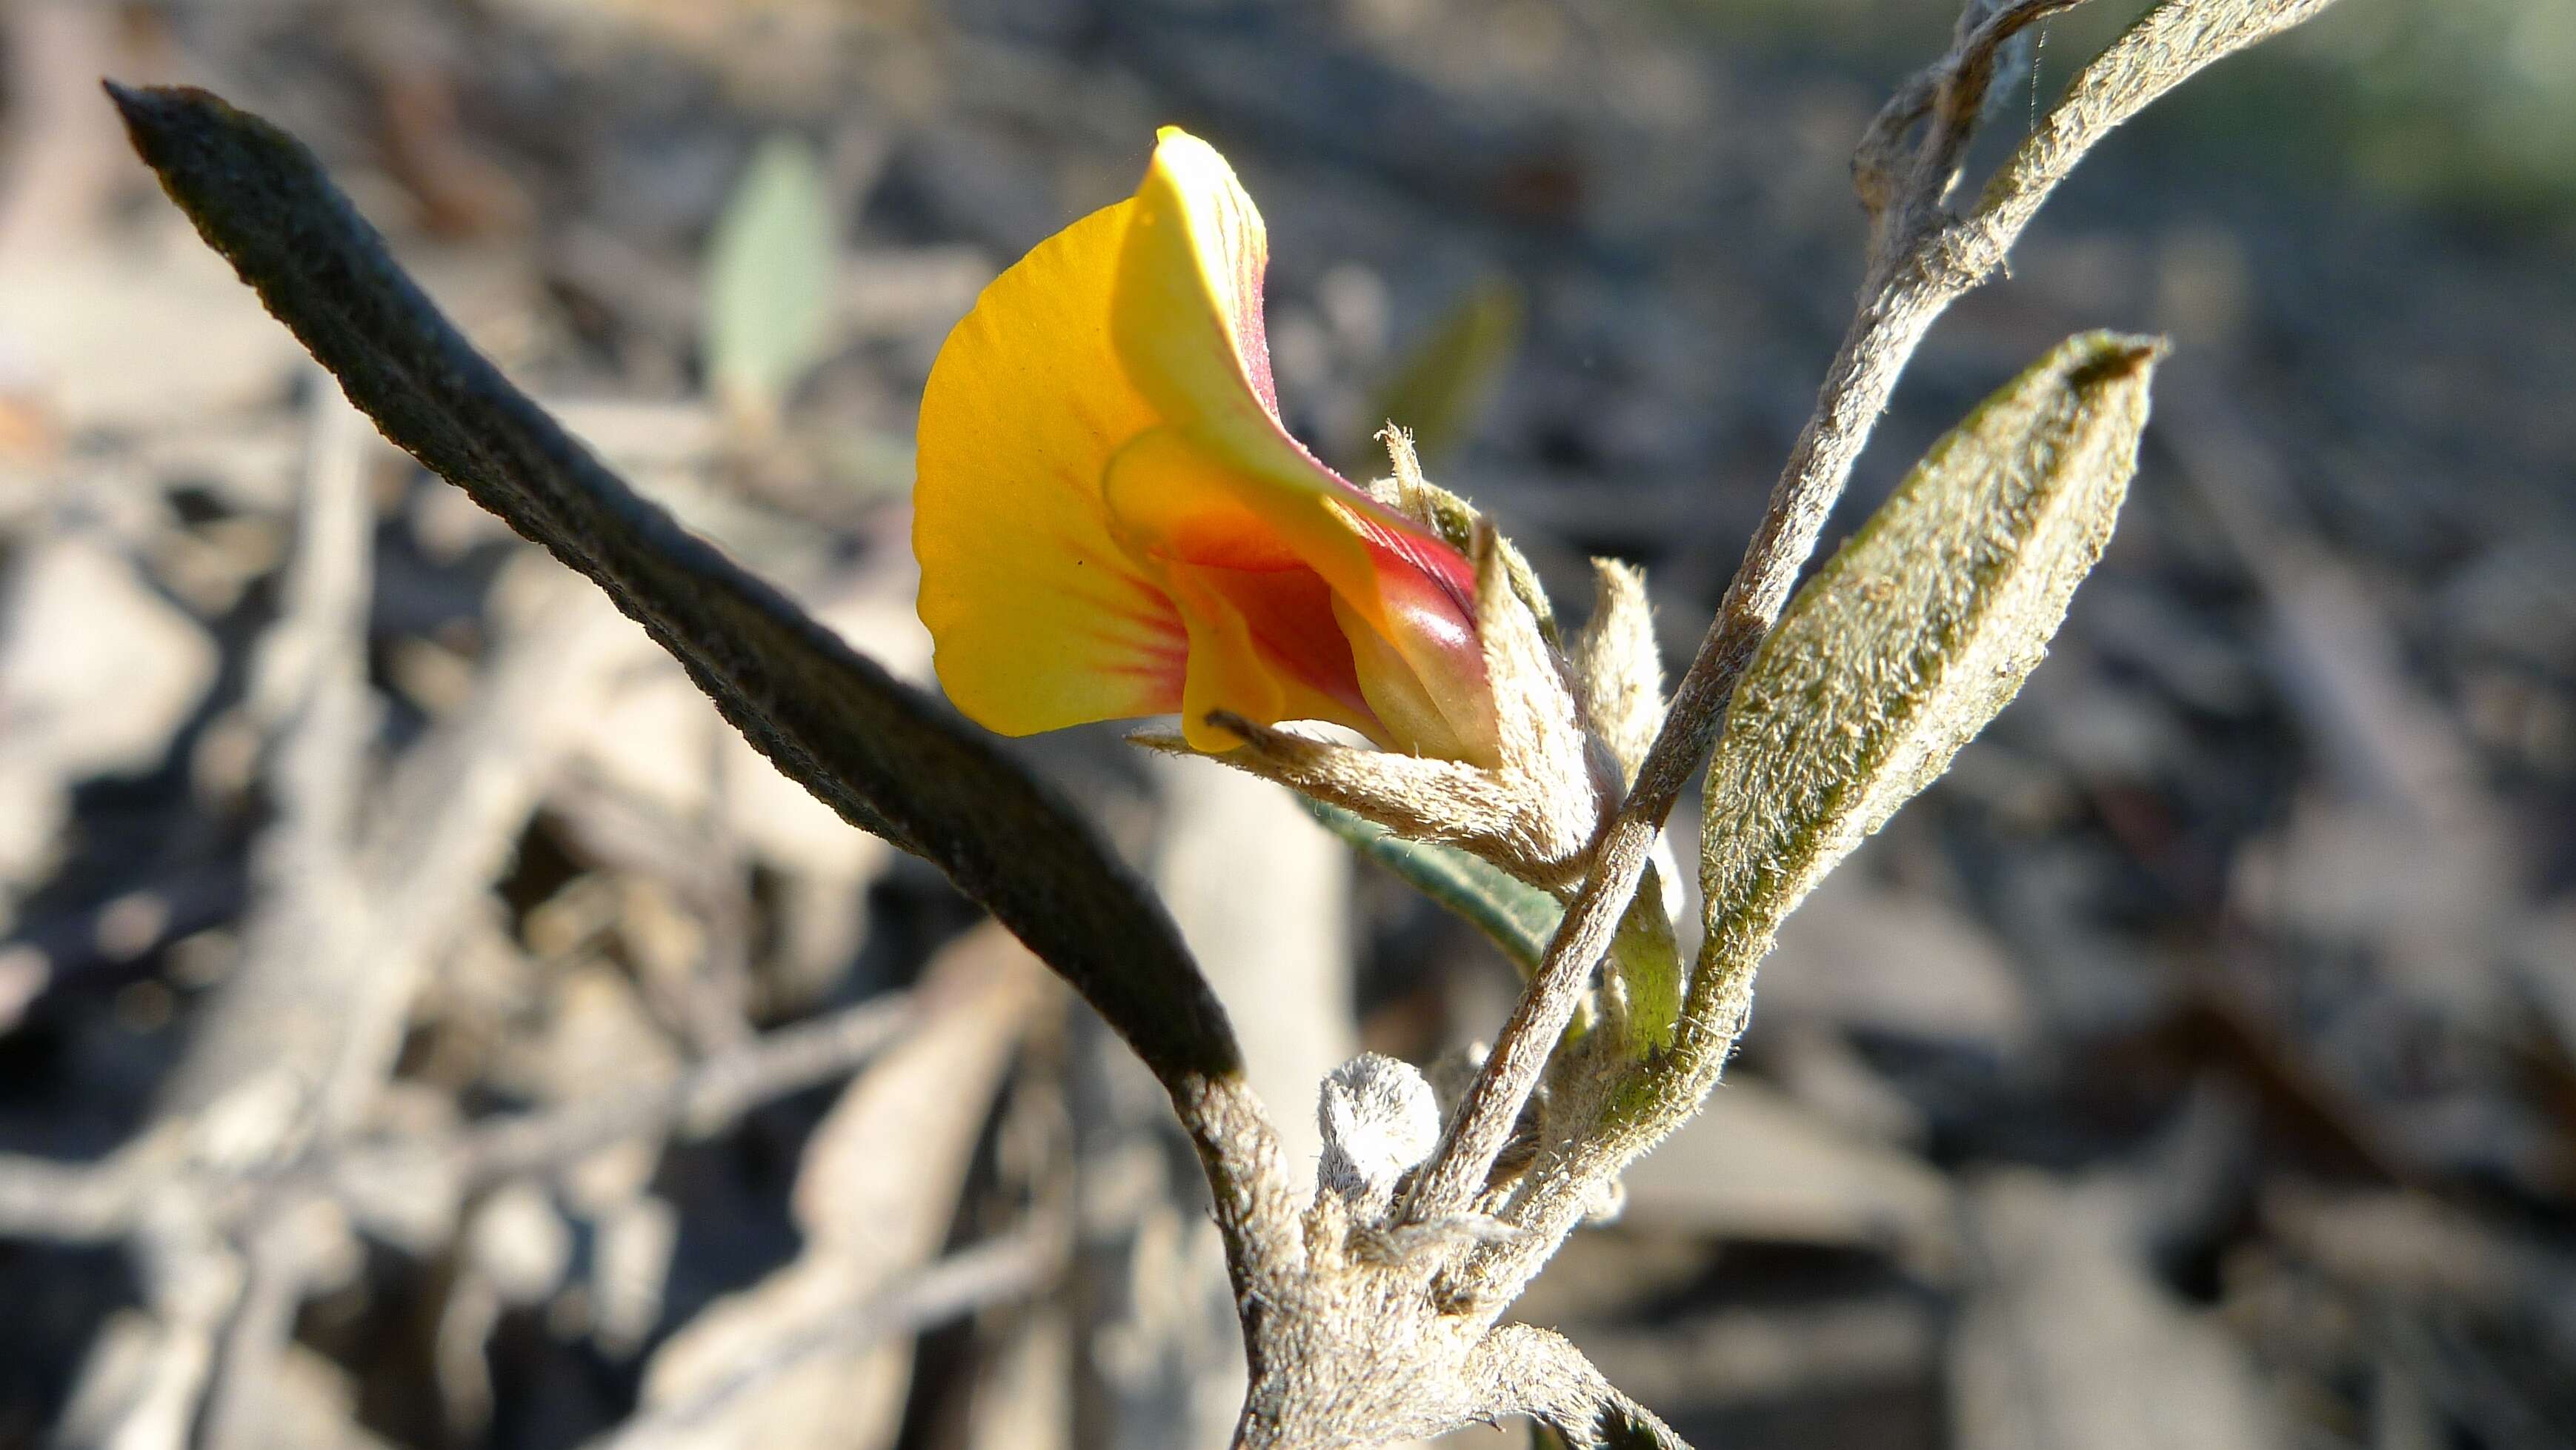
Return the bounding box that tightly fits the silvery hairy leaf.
[1698,330,2166,991]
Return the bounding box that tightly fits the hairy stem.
[1409,0,2347,1263]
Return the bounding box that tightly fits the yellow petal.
[1114,128,1282,421]
[1108,130,1491,750]
[1159,567,1282,752]
[914,196,1188,735]
[917,125,1494,760]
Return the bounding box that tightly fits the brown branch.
[157,378,375,1123]
[0,988,922,1251]
[188,1211,316,1450]
[1877,0,2095,259]
[1974,0,2345,250]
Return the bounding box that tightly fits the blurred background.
[2,1,2573,1447]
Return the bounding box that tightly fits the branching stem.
[1405,0,2346,1263]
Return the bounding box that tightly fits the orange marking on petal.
[1176,559,1370,721]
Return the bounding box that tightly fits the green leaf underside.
[109,83,1246,1096]
[705,133,838,416]
[1297,797,1560,973]
[1697,330,2164,1019]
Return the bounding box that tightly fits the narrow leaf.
[704,133,838,423]
[1299,796,1558,973]
[107,84,1260,1150]
[1695,330,2164,1031]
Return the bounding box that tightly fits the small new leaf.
[705,133,838,425]
[1696,330,2164,1025]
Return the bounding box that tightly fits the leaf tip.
[101,79,208,144]
[101,77,160,149]
[2064,330,2171,388]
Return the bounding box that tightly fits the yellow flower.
[913,127,1497,763]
